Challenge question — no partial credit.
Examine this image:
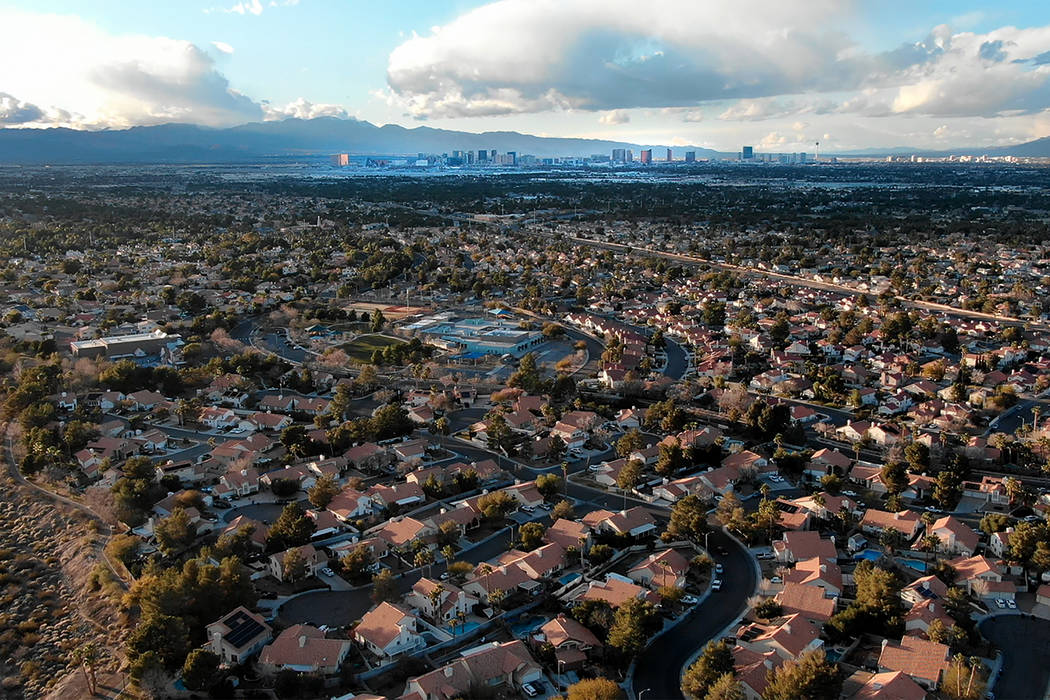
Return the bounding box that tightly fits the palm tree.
[1033,406,1042,432]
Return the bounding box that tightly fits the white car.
[320,567,335,577]
[769,576,783,584]
[995,598,1007,609]
[522,683,540,697]
[711,579,722,591]
[1006,599,1017,609]
[715,563,724,573]
[843,490,858,497]
[682,595,699,605]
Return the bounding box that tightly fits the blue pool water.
[824,648,844,662]
[899,558,927,572]
[853,549,884,562]
[559,572,581,586]
[446,620,481,635]
[509,614,548,637]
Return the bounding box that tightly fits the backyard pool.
[446,620,481,635]
[898,558,927,572]
[509,614,549,637]
[558,572,581,586]
[853,549,884,562]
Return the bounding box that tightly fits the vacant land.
[343,333,406,362]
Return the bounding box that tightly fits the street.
[979,614,1050,700]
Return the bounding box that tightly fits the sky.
[2,0,1050,151]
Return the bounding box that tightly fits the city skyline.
[1,1,1050,151]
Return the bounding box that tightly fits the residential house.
[628,549,690,589]
[877,636,950,690]
[405,578,476,623]
[354,602,424,658]
[399,640,543,700]
[259,625,352,676]
[929,516,979,556]
[268,544,327,582]
[533,614,602,670]
[207,606,272,665]
[860,509,923,540]
[853,671,928,700]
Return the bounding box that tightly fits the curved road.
[979,614,1050,700]
[633,529,757,700]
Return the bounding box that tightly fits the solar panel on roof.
[223,610,266,648]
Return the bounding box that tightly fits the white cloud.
[385,0,1050,122]
[0,9,263,128]
[263,97,351,120]
[598,110,630,125]
[212,41,235,54]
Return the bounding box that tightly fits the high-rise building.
[490,149,497,160]
[626,150,633,162]
[685,151,696,163]
[799,152,808,164]
[666,148,673,162]
[507,151,517,165]
[330,153,349,167]
[477,150,488,162]
[640,149,652,164]
[612,148,626,162]
[742,146,754,160]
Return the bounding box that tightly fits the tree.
[127,613,191,670]
[485,412,513,454]
[607,597,656,658]
[72,643,101,696]
[477,490,516,520]
[266,502,316,551]
[616,429,644,458]
[181,649,220,691]
[414,548,435,576]
[979,512,1011,534]
[308,475,340,509]
[754,598,783,619]
[566,677,624,700]
[340,544,375,582]
[370,309,386,332]
[656,439,688,476]
[682,640,734,700]
[763,650,841,700]
[880,461,909,494]
[282,547,309,583]
[705,673,745,700]
[616,459,643,507]
[269,477,300,499]
[665,494,711,544]
[547,434,567,461]
[904,442,930,473]
[942,655,986,700]
[934,469,962,509]
[820,474,843,495]
[519,522,546,550]
[536,473,562,498]
[154,508,197,557]
[552,499,574,520]
[372,569,398,604]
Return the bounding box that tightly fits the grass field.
[343,333,405,362]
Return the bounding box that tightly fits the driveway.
[632,529,758,700]
[979,614,1050,700]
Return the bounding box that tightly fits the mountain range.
[0,117,1047,164]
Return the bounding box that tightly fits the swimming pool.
[853,549,884,562]
[446,620,481,635]
[898,558,927,572]
[558,572,581,586]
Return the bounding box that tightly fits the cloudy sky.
[2,0,1050,151]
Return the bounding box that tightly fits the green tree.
[656,439,688,476]
[979,512,1011,534]
[307,475,340,509]
[340,544,374,582]
[552,499,574,520]
[477,490,516,520]
[705,673,745,700]
[370,309,386,332]
[127,614,191,670]
[519,522,547,550]
[880,461,909,494]
[664,494,711,544]
[616,459,644,507]
[154,507,197,557]
[266,502,316,552]
[616,429,644,458]
[682,640,734,700]
[282,547,309,583]
[536,473,562,497]
[763,650,841,700]
[181,648,220,691]
[371,569,398,604]
[607,597,656,658]
[565,677,624,700]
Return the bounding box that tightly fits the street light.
[557,658,566,689]
[638,689,651,700]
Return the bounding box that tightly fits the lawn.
[343,333,405,362]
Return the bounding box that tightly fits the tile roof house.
[860,509,923,540]
[772,531,837,564]
[775,582,836,622]
[929,516,979,556]
[901,575,948,607]
[544,518,591,551]
[533,614,602,670]
[268,544,327,582]
[399,640,543,700]
[853,670,928,700]
[628,549,690,589]
[735,613,823,661]
[580,574,660,607]
[732,644,784,700]
[259,624,353,676]
[207,606,272,665]
[354,602,424,658]
[904,599,955,639]
[877,636,950,689]
[405,578,476,623]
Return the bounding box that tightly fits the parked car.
[843,490,858,497]
[770,576,783,584]
[1006,599,1017,609]
[715,563,724,573]
[320,567,334,577]
[682,595,699,605]
[522,683,539,697]
[522,505,536,513]
[996,598,1007,609]
[711,579,722,591]
[538,502,553,510]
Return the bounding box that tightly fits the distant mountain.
[0,117,723,164]
[835,137,1050,158]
